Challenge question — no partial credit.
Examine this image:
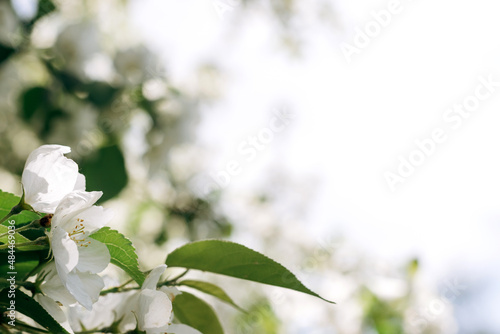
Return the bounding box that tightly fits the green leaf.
[80,145,128,203]
[0,43,16,65]
[178,280,244,311]
[0,191,40,226]
[84,81,120,107]
[0,232,47,252]
[0,191,46,251]
[0,224,30,244]
[173,291,224,334]
[166,240,334,303]
[90,227,145,285]
[20,87,50,122]
[0,289,70,334]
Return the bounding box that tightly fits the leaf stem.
[0,204,23,225]
[0,189,36,225]
[0,212,14,225]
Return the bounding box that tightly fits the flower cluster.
[22,145,111,312]
[21,145,198,334]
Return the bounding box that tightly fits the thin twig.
[100,278,138,296]
[164,269,190,285]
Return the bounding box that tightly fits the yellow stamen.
[68,221,91,247]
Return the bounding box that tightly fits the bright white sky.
[132,0,500,329]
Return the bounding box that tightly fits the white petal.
[66,277,124,332]
[22,145,80,213]
[137,289,172,331]
[52,226,79,274]
[79,272,106,304]
[34,294,75,334]
[39,262,77,306]
[168,324,203,334]
[64,271,104,310]
[76,238,110,273]
[21,169,50,211]
[53,191,102,226]
[72,206,113,234]
[52,191,110,235]
[159,286,181,301]
[67,301,106,332]
[142,265,167,290]
[74,173,86,191]
[116,292,141,333]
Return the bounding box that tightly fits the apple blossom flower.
[21,145,85,213]
[37,267,120,334]
[38,262,81,308]
[47,191,112,310]
[117,265,201,334]
[63,274,124,332]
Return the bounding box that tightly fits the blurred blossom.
[168,144,206,182]
[83,53,115,82]
[46,103,100,155]
[54,21,101,78]
[123,111,152,157]
[366,276,408,300]
[195,64,224,99]
[0,1,20,46]
[114,45,160,85]
[31,15,61,49]
[143,78,168,100]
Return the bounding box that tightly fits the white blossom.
[67,275,124,332]
[118,265,201,334]
[22,145,85,213]
[47,191,112,310]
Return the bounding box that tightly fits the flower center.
[68,219,91,247]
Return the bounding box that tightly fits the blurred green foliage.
[0,0,231,244]
[234,298,280,334]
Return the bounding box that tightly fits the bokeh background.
[1,0,500,333]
